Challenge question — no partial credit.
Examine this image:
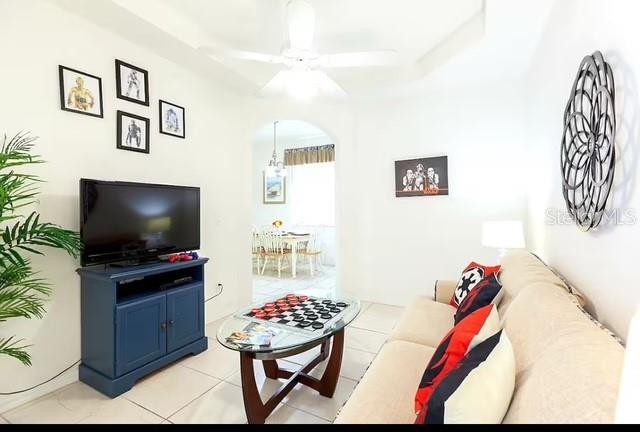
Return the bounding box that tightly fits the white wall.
[526,0,640,341]
[348,83,528,305]
[0,0,252,411]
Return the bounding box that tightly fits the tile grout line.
[348,323,392,335]
[123,367,224,421]
[279,404,336,424]
[124,397,171,423]
[179,363,239,383]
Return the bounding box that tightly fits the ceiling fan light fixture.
[287,66,317,100]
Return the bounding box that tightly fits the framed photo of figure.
[395,155,449,197]
[159,99,186,139]
[263,171,286,204]
[115,60,149,106]
[117,111,150,154]
[59,65,104,118]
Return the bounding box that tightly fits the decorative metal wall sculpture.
[561,51,616,231]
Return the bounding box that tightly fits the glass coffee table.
[217,293,360,424]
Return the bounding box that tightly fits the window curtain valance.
[284,144,335,166]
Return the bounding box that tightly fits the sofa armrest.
[434,280,457,304]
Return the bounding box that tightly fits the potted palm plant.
[0,132,82,365]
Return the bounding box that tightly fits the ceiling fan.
[198,0,398,99]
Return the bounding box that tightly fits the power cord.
[0,360,80,396]
[205,283,224,303]
[2,284,224,395]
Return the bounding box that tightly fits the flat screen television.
[80,179,200,266]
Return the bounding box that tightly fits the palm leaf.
[0,132,82,366]
[0,336,32,366]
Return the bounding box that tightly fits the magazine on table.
[225,322,282,347]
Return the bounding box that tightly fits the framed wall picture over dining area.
[395,155,449,197]
[263,171,286,204]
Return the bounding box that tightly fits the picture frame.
[117,111,150,154]
[115,59,150,106]
[159,99,186,139]
[59,65,104,118]
[263,171,286,204]
[395,155,449,197]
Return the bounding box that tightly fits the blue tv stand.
[77,258,209,398]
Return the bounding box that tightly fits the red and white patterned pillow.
[415,330,515,424]
[454,274,504,325]
[414,304,500,414]
[450,262,501,307]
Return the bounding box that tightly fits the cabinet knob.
[168,320,175,326]
[160,322,167,330]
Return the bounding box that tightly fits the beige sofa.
[336,250,625,424]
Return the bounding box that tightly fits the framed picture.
[59,65,104,118]
[263,171,286,204]
[117,111,150,154]
[115,59,149,106]
[395,155,449,197]
[159,99,186,138]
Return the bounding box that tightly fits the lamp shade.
[616,306,640,423]
[481,221,525,249]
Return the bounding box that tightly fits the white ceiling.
[55,0,555,98]
[164,0,483,92]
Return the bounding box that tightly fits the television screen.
[80,179,200,266]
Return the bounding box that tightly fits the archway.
[251,120,337,302]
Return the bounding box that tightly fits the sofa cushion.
[416,305,500,413]
[335,341,435,424]
[497,250,569,314]
[415,330,515,424]
[389,296,455,347]
[451,261,502,307]
[454,274,503,324]
[501,283,624,423]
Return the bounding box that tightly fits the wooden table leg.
[262,359,279,379]
[318,329,345,397]
[239,332,346,423]
[240,352,268,424]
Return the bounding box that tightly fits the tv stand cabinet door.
[115,292,167,376]
[166,283,204,353]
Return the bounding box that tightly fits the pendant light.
[266,120,288,177]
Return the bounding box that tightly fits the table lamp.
[481,220,525,261]
[616,305,640,423]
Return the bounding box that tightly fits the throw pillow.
[415,304,500,414]
[450,262,501,307]
[454,274,503,325]
[415,330,515,424]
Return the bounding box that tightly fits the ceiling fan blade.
[318,50,399,68]
[198,45,287,64]
[287,0,315,51]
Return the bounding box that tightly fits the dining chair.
[299,233,323,277]
[259,231,291,278]
[251,231,263,274]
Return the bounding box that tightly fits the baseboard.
[0,367,79,415]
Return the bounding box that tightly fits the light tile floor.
[2,267,406,424]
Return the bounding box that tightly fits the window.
[289,162,335,226]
